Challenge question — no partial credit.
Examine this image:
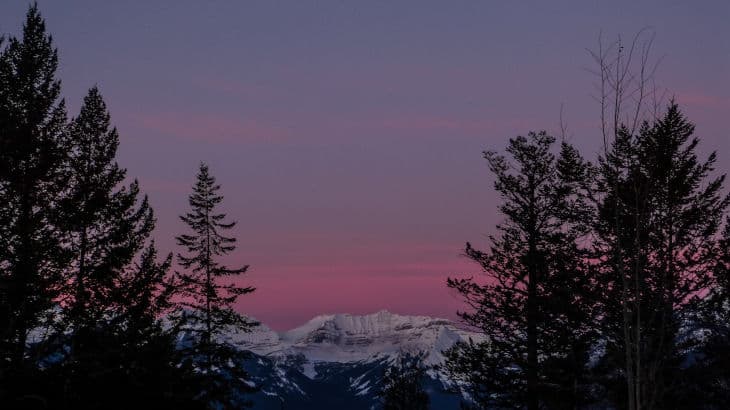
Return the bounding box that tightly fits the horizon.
[2,1,728,331]
[254,308,461,332]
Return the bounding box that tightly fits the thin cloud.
[675,91,729,110]
[133,111,292,144]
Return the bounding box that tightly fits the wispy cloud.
[376,115,535,134]
[675,91,730,110]
[133,111,292,144]
[136,176,190,194]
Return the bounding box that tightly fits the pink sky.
[3,1,728,330]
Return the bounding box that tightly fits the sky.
[2,0,729,330]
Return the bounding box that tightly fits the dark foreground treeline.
[441,55,730,410]
[0,6,257,409]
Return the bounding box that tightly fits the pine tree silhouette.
[0,4,69,399]
[59,86,154,328]
[445,133,597,409]
[673,216,730,409]
[591,102,730,409]
[379,353,430,410]
[56,87,154,390]
[105,243,206,409]
[176,162,257,408]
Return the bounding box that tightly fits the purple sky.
[2,1,728,330]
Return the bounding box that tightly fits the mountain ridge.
[228,310,482,364]
[230,310,479,409]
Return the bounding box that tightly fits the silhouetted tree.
[176,162,257,408]
[591,103,729,409]
[588,31,665,410]
[46,241,205,409]
[54,87,154,404]
[59,86,154,328]
[441,339,495,409]
[0,4,69,401]
[108,243,205,409]
[445,132,597,409]
[380,353,430,410]
[113,242,176,360]
[673,216,730,410]
[0,5,248,409]
[696,216,730,408]
[38,85,204,410]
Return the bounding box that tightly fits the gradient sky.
[2,1,728,330]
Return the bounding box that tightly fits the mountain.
[223,310,482,409]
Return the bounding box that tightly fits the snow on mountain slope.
[226,311,481,409]
[230,310,482,365]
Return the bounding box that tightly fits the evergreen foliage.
[0,4,69,400]
[53,243,204,409]
[41,83,197,410]
[379,353,430,410]
[684,218,730,409]
[109,243,205,409]
[58,86,154,330]
[0,7,210,407]
[176,162,257,408]
[445,132,597,409]
[591,103,729,409]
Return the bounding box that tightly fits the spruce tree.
[445,132,597,409]
[113,243,177,354]
[51,241,204,409]
[379,353,430,410]
[176,162,257,408]
[52,86,202,407]
[592,103,729,409]
[48,86,154,406]
[58,85,154,345]
[0,4,68,383]
[695,217,730,408]
[675,217,730,410]
[107,243,205,409]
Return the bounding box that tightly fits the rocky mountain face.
[224,311,482,409]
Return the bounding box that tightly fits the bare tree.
[587,29,663,410]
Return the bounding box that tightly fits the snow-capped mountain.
[230,310,480,364]
[226,311,482,409]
